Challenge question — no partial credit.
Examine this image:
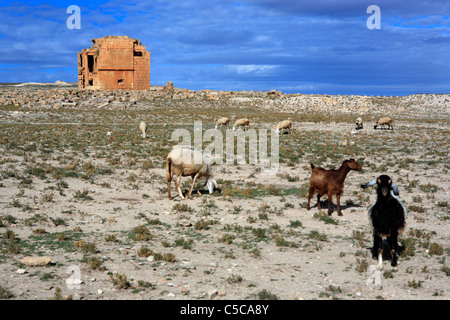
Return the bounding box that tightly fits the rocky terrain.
[0,82,448,301]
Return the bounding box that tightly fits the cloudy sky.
[0,0,449,95]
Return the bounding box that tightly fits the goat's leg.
[175,175,184,199]
[377,248,384,269]
[167,176,172,200]
[317,194,322,209]
[371,234,381,259]
[188,172,200,198]
[316,194,322,210]
[336,194,343,216]
[388,233,399,268]
[327,193,333,216]
[374,234,384,270]
[307,187,314,210]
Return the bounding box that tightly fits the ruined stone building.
[78,36,150,90]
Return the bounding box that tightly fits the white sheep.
[215,117,230,129]
[374,117,393,130]
[232,118,250,131]
[276,120,292,135]
[355,117,363,130]
[166,146,218,200]
[139,121,148,138]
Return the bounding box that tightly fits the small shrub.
[257,289,278,300]
[252,228,267,241]
[105,234,117,242]
[440,265,450,276]
[131,225,153,241]
[74,189,93,201]
[163,253,176,263]
[56,233,67,241]
[3,230,16,240]
[0,285,14,299]
[408,205,426,213]
[355,258,368,273]
[408,279,424,289]
[138,246,153,258]
[53,287,64,300]
[218,234,234,244]
[401,237,416,257]
[419,183,438,193]
[172,203,193,213]
[314,211,338,225]
[142,159,153,169]
[110,272,130,289]
[51,218,66,226]
[86,257,105,270]
[227,275,243,284]
[80,242,97,254]
[289,220,302,228]
[352,230,366,247]
[174,238,193,250]
[194,219,217,230]
[307,230,328,242]
[428,242,443,255]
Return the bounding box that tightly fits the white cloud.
[228,64,279,74]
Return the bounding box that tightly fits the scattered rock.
[179,220,192,227]
[72,293,82,300]
[207,289,218,300]
[20,256,51,266]
[181,287,190,294]
[66,277,83,287]
[180,260,196,270]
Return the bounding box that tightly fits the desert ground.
[0,82,448,300]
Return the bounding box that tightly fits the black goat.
[361,175,406,269]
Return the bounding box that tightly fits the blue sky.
[0,0,449,95]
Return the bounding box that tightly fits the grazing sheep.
[276,120,292,135]
[215,117,230,129]
[355,117,363,130]
[139,121,148,138]
[232,118,250,131]
[361,175,406,269]
[307,158,362,216]
[166,146,218,200]
[374,117,393,130]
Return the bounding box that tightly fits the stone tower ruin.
[78,36,150,90]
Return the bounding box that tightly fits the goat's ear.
[377,179,381,185]
[388,179,392,185]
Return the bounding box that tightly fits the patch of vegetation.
[257,289,278,300]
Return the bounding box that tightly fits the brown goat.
[307,158,362,216]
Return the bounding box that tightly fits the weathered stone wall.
[78,36,150,91]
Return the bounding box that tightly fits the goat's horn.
[361,179,377,189]
[391,182,400,196]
